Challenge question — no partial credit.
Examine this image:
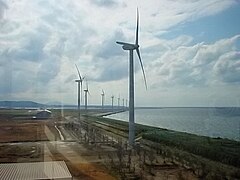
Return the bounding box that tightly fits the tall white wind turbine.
[75,64,85,111]
[84,80,90,110]
[118,95,120,109]
[111,95,114,111]
[116,8,147,146]
[101,89,105,110]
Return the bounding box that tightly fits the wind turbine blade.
[116,41,127,45]
[75,64,81,79]
[85,80,90,96]
[116,41,135,46]
[135,8,139,45]
[136,48,147,90]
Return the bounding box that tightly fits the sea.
[107,107,240,142]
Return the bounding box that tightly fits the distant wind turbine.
[116,8,147,146]
[111,95,114,111]
[84,80,90,110]
[101,89,105,110]
[122,98,124,108]
[118,95,120,109]
[75,64,85,111]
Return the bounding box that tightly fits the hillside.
[0,101,45,108]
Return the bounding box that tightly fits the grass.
[142,130,240,167]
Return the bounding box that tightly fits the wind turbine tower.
[75,64,84,119]
[118,95,120,109]
[116,8,147,146]
[101,90,105,110]
[84,80,90,110]
[111,95,114,111]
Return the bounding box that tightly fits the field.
[0,109,116,179]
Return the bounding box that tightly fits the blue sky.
[0,0,239,107]
[162,4,240,44]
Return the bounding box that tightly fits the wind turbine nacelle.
[122,44,138,50]
[122,45,133,50]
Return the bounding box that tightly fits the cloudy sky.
[0,0,240,107]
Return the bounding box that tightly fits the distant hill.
[0,101,46,108]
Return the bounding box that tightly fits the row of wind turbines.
[75,8,147,147]
[75,64,128,111]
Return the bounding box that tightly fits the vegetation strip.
[89,115,240,168]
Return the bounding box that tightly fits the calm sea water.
[107,107,240,141]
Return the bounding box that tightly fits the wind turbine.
[111,95,114,111]
[122,98,125,108]
[116,8,147,146]
[75,64,85,111]
[101,89,105,110]
[118,95,120,109]
[84,80,90,110]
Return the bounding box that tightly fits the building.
[33,109,52,119]
[0,161,72,180]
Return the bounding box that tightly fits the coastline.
[86,113,240,178]
[105,107,240,142]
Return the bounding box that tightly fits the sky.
[0,0,240,107]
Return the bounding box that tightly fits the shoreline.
[103,108,240,142]
[85,113,240,178]
[72,111,240,179]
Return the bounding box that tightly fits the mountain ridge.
[0,101,46,108]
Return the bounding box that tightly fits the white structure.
[118,95,120,108]
[101,89,105,110]
[0,161,72,180]
[75,64,84,112]
[33,109,52,119]
[111,95,114,110]
[84,80,90,110]
[116,9,147,146]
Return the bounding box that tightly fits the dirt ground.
[0,118,116,180]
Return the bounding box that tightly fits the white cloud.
[148,35,240,89]
[90,0,125,8]
[213,51,240,83]
[0,0,7,19]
